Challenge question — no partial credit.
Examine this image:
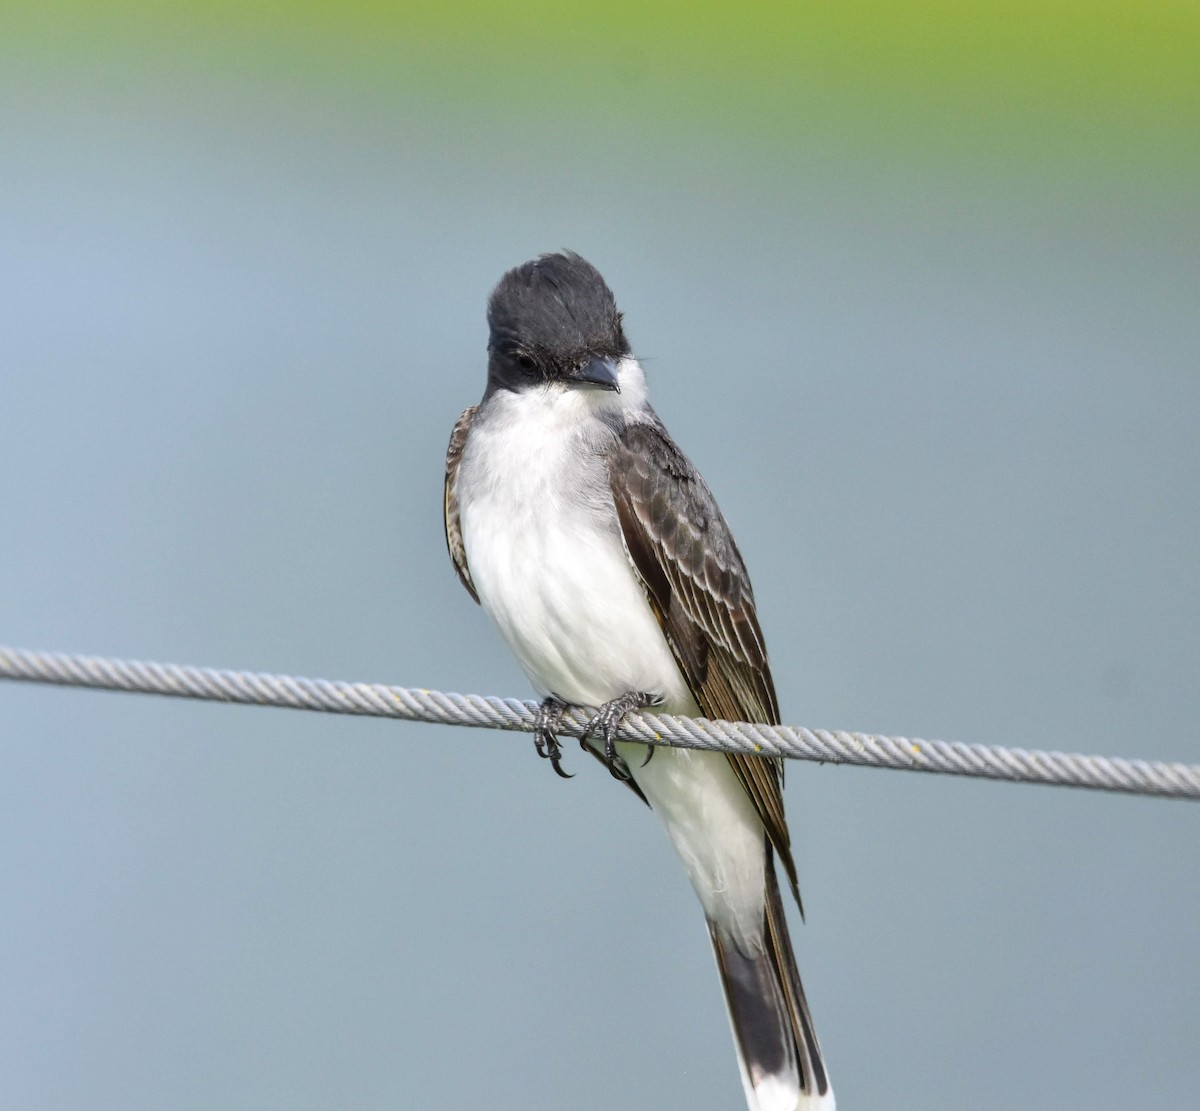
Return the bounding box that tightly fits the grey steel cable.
[1,645,1197,800]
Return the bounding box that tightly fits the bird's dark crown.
[486,251,630,390]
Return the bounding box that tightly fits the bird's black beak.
[575,355,621,392]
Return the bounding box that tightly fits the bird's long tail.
[707,857,834,1111]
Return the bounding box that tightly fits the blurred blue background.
[2,5,1198,1109]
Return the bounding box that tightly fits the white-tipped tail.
[708,863,834,1111]
[625,745,834,1111]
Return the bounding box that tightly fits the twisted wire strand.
[2,645,1197,800]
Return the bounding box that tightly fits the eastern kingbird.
[444,251,833,1111]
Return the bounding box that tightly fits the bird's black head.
[486,251,631,394]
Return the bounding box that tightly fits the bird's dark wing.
[608,419,800,909]
[444,406,480,604]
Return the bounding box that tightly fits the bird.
[443,250,833,1111]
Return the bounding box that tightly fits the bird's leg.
[582,691,660,782]
[533,696,572,779]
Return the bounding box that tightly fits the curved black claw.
[533,696,572,779]
[582,691,659,782]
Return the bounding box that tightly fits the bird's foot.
[533,696,572,779]
[582,691,660,781]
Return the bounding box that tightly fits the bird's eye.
[513,352,538,376]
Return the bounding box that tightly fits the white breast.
[456,369,769,950]
[456,376,694,713]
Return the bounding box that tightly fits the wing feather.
[608,420,801,909]
[444,406,480,604]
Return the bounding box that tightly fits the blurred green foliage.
[6,1,1198,178]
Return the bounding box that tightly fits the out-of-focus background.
[2,4,1198,1109]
